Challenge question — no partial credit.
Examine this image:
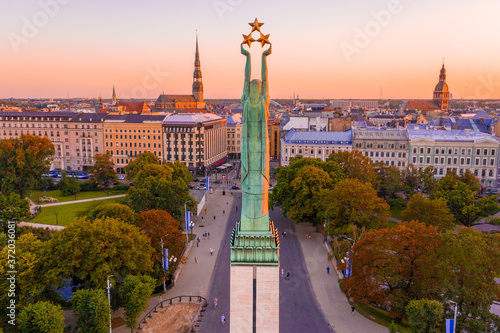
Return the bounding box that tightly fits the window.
[466,158,470,165]
[453,158,457,164]
[413,148,417,154]
[492,149,496,156]
[426,157,430,164]
[489,170,494,177]
[477,149,481,155]
[420,148,424,154]
[427,148,431,154]
[491,159,495,166]
[484,149,488,155]
[434,157,439,164]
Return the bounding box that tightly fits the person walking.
[351,306,355,316]
[214,297,218,309]
[223,210,225,214]
[281,268,284,278]
[214,215,216,220]
[210,247,214,256]
[196,237,200,247]
[201,216,204,223]
[221,314,226,325]
[327,266,330,274]
[285,271,290,280]
[208,232,210,239]
[195,257,198,263]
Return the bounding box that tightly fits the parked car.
[231,185,240,190]
[188,184,194,189]
[213,180,221,184]
[194,178,201,182]
[197,185,207,190]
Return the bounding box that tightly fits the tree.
[18,301,65,333]
[438,228,500,332]
[125,152,160,180]
[77,203,138,226]
[400,193,454,230]
[289,165,335,224]
[457,169,481,193]
[375,163,402,200]
[327,150,377,185]
[324,178,390,234]
[72,289,110,333]
[120,275,155,332]
[140,209,183,261]
[270,156,344,218]
[343,221,442,319]
[128,177,196,219]
[42,217,154,289]
[0,134,55,197]
[0,193,30,227]
[58,171,80,196]
[90,153,117,191]
[135,164,173,186]
[432,173,499,227]
[401,164,421,197]
[167,160,193,185]
[406,299,444,333]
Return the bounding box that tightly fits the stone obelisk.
[230,18,280,333]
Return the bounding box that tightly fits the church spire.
[192,32,204,103]
[112,85,117,105]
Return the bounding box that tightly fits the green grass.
[28,197,123,226]
[29,190,126,204]
[390,206,404,220]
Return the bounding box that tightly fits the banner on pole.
[206,176,210,191]
[445,319,455,333]
[186,210,191,231]
[163,249,168,271]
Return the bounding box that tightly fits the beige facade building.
[223,114,242,159]
[162,113,227,171]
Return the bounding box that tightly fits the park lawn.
[390,206,404,220]
[29,197,124,226]
[29,189,127,203]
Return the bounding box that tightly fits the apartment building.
[222,114,242,159]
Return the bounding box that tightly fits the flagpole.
[185,202,188,245]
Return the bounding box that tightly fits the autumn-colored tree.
[18,301,65,333]
[375,163,402,200]
[0,193,30,226]
[343,221,442,319]
[457,169,481,193]
[124,152,160,180]
[120,274,155,332]
[42,217,154,289]
[406,299,444,333]
[0,134,54,197]
[77,203,139,226]
[324,178,390,234]
[400,193,454,230]
[327,150,377,185]
[270,156,344,218]
[288,165,335,224]
[90,153,117,191]
[432,173,499,226]
[438,228,500,332]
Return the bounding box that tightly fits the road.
[199,195,333,333]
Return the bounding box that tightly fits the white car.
[197,185,207,190]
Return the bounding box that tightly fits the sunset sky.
[1,0,500,100]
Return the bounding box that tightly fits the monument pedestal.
[230,221,280,332]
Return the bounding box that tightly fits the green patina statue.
[240,43,272,233]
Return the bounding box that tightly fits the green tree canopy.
[406,299,444,333]
[135,164,173,186]
[327,150,377,185]
[0,193,30,226]
[375,163,402,200]
[72,289,110,333]
[90,153,117,190]
[0,134,55,197]
[18,301,65,333]
[400,193,454,230]
[42,217,154,289]
[438,228,500,332]
[343,221,442,319]
[77,203,139,226]
[124,152,160,180]
[120,274,155,331]
[324,178,390,234]
[270,156,344,218]
[59,171,80,196]
[167,160,193,185]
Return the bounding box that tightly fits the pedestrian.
[281,268,284,278]
[201,216,204,223]
[223,210,225,214]
[210,247,214,256]
[195,257,198,263]
[284,231,287,237]
[281,231,284,238]
[203,233,205,240]
[208,232,210,239]
[214,215,216,220]
[351,306,355,316]
[205,209,207,214]
[236,206,238,212]
[196,238,199,247]
[327,266,330,274]
[221,314,226,325]
[285,272,290,280]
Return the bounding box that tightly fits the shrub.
[113,184,130,191]
[80,180,98,192]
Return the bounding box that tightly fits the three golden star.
[241,18,270,47]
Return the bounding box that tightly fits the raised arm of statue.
[241,44,251,102]
[261,44,272,106]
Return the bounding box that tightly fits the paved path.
[18,221,65,230]
[39,194,126,207]
[297,223,387,333]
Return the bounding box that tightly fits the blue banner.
[162,249,168,270]
[445,319,454,333]
[345,258,352,278]
[186,210,191,230]
[206,176,210,191]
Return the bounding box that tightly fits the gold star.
[257,33,271,47]
[242,33,255,47]
[249,18,264,33]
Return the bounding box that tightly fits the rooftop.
[282,128,352,145]
[408,128,500,143]
[163,113,224,125]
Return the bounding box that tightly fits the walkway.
[297,223,388,333]
[18,221,65,230]
[39,194,126,207]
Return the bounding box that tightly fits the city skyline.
[2,0,500,100]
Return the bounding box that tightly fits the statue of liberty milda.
[240,18,272,232]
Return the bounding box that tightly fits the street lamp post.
[449,300,458,333]
[55,212,59,225]
[107,275,113,333]
[190,222,195,240]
